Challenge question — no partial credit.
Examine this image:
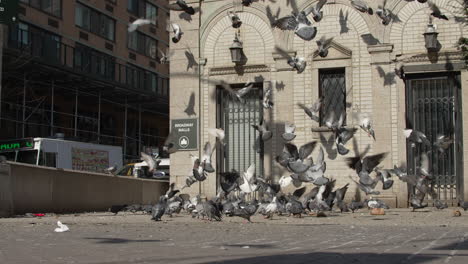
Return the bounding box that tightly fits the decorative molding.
[312,41,352,60]
[368,44,394,54]
[208,64,270,76]
[400,51,464,64]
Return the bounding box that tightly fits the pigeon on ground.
[403,129,431,147]
[263,86,274,109]
[228,11,242,28]
[367,198,389,209]
[271,7,318,41]
[282,123,297,141]
[275,46,307,73]
[316,36,334,58]
[54,221,69,232]
[265,196,279,219]
[169,23,183,43]
[297,96,323,122]
[128,19,152,32]
[151,195,168,221]
[232,201,258,222]
[169,0,195,15]
[428,1,449,20]
[334,183,349,212]
[458,198,468,211]
[286,192,306,217]
[349,201,365,212]
[434,199,448,210]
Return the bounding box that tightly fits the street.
[1,209,468,264]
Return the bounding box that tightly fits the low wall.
[0,162,168,216]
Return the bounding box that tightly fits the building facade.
[169,0,468,207]
[1,0,170,161]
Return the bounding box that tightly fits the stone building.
[169,0,468,207]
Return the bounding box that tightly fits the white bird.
[105,163,118,175]
[239,163,257,193]
[279,175,292,188]
[158,47,175,64]
[128,19,153,32]
[170,23,183,43]
[265,196,278,219]
[208,128,225,145]
[263,86,274,109]
[140,152,157,173]
[54,221,69,232]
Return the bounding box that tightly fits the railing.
[8,27,169,100]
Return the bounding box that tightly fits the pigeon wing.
[299,141,317,160]
[273,16,298,30]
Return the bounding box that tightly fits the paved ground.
[1,208,468,264]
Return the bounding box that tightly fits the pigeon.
[201,142,215,173]
[219,82,254,104]
[239,163,258,194]
[376,0,391,25]
[163,132,177,154]
[374,167,394,190]
[220,170,240,193]
[458,198,468,211]
[128,19,153,32]
[316,36,334,58]
[300,187,319,209]
[151,195,168,221]
[158,47,174,64]
[298,96,323,122]
[228,11,242,28]
[335,127,358,156]
[353,112,375,140]
[377,66,397,86]
[349,201,365,212]
[263,86,274,109]
[203,200,222,221]
[335,184,350,212]
[310,0,327,22]
[434,199,448,210]
[271,7,318,41]
[170,23,183,43]
[169,0,195,15]
[275,46,307,73]
[434,134,454,153]
[287,141,317,174]
[339,9,349,34]
[350,0,371,13]
[279,175,294,188]
[54,221,69,232]
[165,183,180,200]
[282,123,296,141]
[308,181,334,212]
[232,202,258,222]
[184,92,196,116]
[208,128,225,146]
[428,1,449,20]
[404,129,431,147]
[265,196,279,219]
[346,152,388,187]
[367,198,389,209]
[105,163,118,175]
[286,192,305,217]
[306,147,329,185]
[348,176,381,195]
[252,118,273,141]
[419,152,431,178]
[110,205,128,215]
[141,152,157,173]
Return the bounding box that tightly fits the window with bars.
[319,68,347,127]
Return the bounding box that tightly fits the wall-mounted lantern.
[423,20,439,52]
[229,33,244,64]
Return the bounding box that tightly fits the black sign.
[0,0,18,25]
[171,118,198,151]
[0,138,34,152]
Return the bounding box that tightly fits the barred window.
[319,68,346,126]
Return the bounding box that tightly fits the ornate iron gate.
[216,83,264,184]
[406,73,463,206]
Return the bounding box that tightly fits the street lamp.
[229,33,243,64]
[423,19,439,52]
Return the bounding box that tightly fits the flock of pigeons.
[118,0,466,221]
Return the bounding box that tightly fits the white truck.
[0,137,123,173]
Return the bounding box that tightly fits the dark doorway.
[405,72,463,206]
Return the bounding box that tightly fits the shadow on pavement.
[85,237,164,244]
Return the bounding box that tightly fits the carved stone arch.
[200,3,276,62]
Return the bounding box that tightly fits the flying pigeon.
[282,122,297,141]
[287,141,317,174]
[217,82,253,103]
[279,175,293,188]
[350,0,371,14]
[158,47,175,64]
[208,128,225,146]
[348,175,381,195]
[54,221,69,232]
[228,11,242,28]
[374,167,394,190]
[272,7,318,41]
[419,152,431,178]
[434,134,454,153]
[163,132,177,154]
[376,0,391,25]
[252,118,273,141]
[403,129,431,147]
[316,36,334,58]
[346,152,388,194]
[310,0,327,22]
[298,96,323,122]
[263,86,274,109]
[334,183,350,212]
[428,1,449,20]
[170,23,183,43]
[353,112,376,140]
[220,170,240,193]
[169,0,195,15]
[141,152,157,173]
[201,142,215,173]
[275,46,307,73]
[239,163,258,194]
[335,127,357,156]
[165,183,180,200]
[128,19,152,32]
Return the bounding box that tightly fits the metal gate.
[216,83,264,185]
[406,73,463,206]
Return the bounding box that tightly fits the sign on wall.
[71,148,109,173]
[171,118,198,151]
[0,0,18,24]
[0,138,34,152]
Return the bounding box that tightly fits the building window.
[74,43,115,80]
[75,3,115,41]
[127,31,157,59]
[20,0,62,17]
[128,0,158,25]
[319,68,346,126]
